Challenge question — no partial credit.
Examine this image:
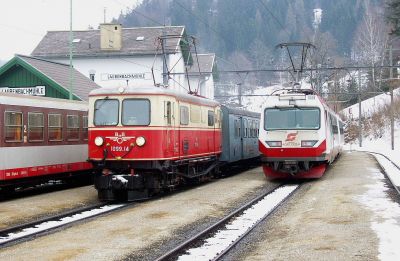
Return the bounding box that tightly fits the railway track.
[0,202,128,247]
[155,183,300,261]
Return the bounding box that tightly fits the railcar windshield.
[94,99,119,126]
[264,107,320,130]
[122,99,150,125]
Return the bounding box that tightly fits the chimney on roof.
[100,23,122,51]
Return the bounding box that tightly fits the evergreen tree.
[386,0,400,35]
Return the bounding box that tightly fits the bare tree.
[352,1,389,92]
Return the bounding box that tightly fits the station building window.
[28,112,44,142]
[48,114,63,141]
[67,115,80,140]
[4,111,23,142]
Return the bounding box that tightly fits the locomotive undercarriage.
[93,156,219,201]
[261,156,327,178]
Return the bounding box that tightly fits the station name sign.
[0,86,46,96]
[103,73,146,81]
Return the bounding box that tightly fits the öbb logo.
[285,133,297,141]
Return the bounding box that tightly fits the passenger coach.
[259,88,344,178]
[0,93,92,192]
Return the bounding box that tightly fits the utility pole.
[161,30,168,86]
[358,69,362,147]
[389,44,394,150]
[69,0,73,100]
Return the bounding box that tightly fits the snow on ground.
[342,87,400,119]
[357,167,400,261]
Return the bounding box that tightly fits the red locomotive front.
[88,86,222,200]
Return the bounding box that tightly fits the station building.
[31,24,217,99]
[0,54,100,101]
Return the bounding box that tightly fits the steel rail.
[155,183,300,261]
[0,202,106,236]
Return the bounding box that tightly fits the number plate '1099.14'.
[111,146,130,152]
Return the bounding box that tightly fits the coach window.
[122,99,150,126]
[180,106,189,125]
[28,112,44,142]
[94,99,119,126]
[4,111,23,142]
[67,115,80,140]
[208,110,215,127]
[243,119,248,137]
[82,116,88,140]
[234,119,240,138]
[48,114,62,141]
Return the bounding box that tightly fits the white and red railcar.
[258,88,344,178]
[88,86,222,200]
[0,93,92,192]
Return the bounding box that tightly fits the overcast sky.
[0,0,141,61]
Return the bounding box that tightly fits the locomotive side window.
[208,110,215,127]
[165,101,172,125]
[67,115,80,140]
[4,111,23,142]
[180,106,189,125]
[122,99,150,126]
[28,112,44,142]
[330,114,338,134]
[264,108,320,130]
[94,99,119,126]
[48,114,63,141]
[82,116,88,140]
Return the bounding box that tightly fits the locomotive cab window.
[264,107,320,130]
[94,99,119,126]
[67,115,80,140]
[122,99,150,126]
[28,112,44,142]
[4,111,23,142]
[48,114,62,141]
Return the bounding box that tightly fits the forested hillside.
[117,0,382,63]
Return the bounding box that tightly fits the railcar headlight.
[94,136,104,146]
[301,140,318,147]
[266,141,282,147]
[136,136,146,147]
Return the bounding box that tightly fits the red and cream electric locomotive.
[88,86,222,200]
[258,87,344,178]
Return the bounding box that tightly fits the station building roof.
[31,26,186,58]
[0,55,100,101]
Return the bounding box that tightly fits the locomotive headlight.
[301,140,318,147]
[94,136,104,146]
[136,136,146,147]
[266,141,282,147]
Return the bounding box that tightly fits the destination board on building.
[101,73,150,81]
[0,86,46,96]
